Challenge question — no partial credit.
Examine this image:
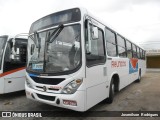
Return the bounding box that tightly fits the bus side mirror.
[31,44,35,55]
[91,27,98,40]
[87,26,99,54]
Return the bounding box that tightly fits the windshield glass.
[0,36,7,70]
[27,24,81,74]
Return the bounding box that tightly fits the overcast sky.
[0,0,160,49]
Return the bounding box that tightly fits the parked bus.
[0,34,28,94]
[25,8,146,111]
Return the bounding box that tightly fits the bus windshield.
[27,24,81,74]
[0,36,7,69]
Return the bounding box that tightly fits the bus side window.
[140,49,143,59]
[105,28,117,57]
[126,40,132,59]
[117,35,127,58]
[142,51,145,60]
[4,42,11,62]
[132,44,137,58]
[137,47,140,59]
[19,45,27,63]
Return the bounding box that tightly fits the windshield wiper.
[43,24,64,72]
[29,32,41,58]
[29,32,41,48]
[34,32,41,48]
[35,32,41,58]
[47,24,64,43]
[29,35,36,45]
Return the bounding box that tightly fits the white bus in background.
[0,34,28,94]
[25,8,146,111]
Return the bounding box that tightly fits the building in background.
[140,41,160,68]
[146,50,160,68]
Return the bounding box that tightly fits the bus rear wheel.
[106,78,115,104]
[136,69,141,82]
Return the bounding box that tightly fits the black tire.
[106,78,115,104]
[136,70,141,83]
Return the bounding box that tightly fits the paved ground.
[0,70,160,120]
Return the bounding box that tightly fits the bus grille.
[30,76,65,85]
[36,93,55,101]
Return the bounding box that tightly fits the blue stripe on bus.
[29,73,38,77]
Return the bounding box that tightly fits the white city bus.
[0,34,28,94]
[25,8,146,111]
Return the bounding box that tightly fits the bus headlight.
[26,78,33,88]
[62,79,83,94]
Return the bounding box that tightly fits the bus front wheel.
[106,78,115,104]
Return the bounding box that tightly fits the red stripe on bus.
[0,67,26,77]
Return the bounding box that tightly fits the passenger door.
[84,18,108,109]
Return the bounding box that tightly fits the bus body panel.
[107,58,129,90]
[107,58,145,92]
[3,69,26,93]
[26,86,86,111]
[86,80,109,110]
[139,59,146,76]
[25,64,87,111]
[85,64,109,109]
[0,71,4,94]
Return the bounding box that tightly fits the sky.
[0,0,160,50]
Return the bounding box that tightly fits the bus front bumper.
[25,85,86,112]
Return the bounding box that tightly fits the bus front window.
[27,24,81,74]
[0,36,7,70]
